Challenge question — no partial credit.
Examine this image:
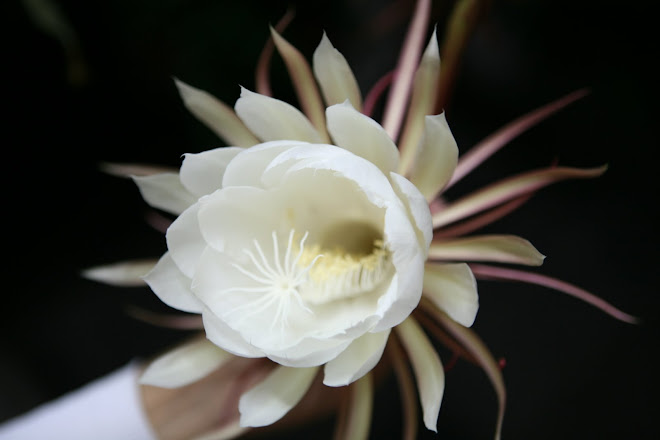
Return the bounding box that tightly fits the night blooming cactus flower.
[85,1,637,439]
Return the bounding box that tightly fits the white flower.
[141,135,431,373]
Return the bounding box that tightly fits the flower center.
[297,221,392,304]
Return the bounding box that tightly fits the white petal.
[82,259,156,287]
[312,32,362,110]
[234,88,322,143]
[389,172,433,253]
[202,309,265,358]
[133,173,197,215]
[180,147,244,198]
[409,113,459,201]
[423,263,479,327]
[221,140,308,188]
[326,101,399,174]
[323,329,390,387]
[140,338,233,388]
[396,317,445,432]
[143,252,203,313]
[166,204,206,278]
[238,365,318,427]
[174,79,259,147]
[428,235,546,266]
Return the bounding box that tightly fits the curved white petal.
[323,329,390,387]
[82,259,156,287]
[429,235,546,266]
[133,173,197,215]
[409,113,459,201]
[238,365,319,427]
[221,140,308,188]
[326,101,399,174]
[140,338,233,388]
[202,309,264,358]
[166,204,206,278]
[234,88,322,143]
[180,147,244,198]
[423,263,479,327]
[396,317,444,432]
[389,172,433,253]
[174,79,259,147]
[312,32,362,110]
[143,252,203,313]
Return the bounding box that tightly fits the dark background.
[3,0,658,438]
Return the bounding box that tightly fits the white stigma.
[221,230,319,331]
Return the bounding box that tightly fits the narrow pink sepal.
[255,9,295,97]
[362,71,394,118]
[100,162,176,178]
[433,193,532,239]
[387,337,419,440]
[446,89,590,189]
[381,0,431,141]
[469,264,640,324]
[420,298,505,440]
[125,306,204,329]
[432,165,607,228]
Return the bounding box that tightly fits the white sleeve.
[0,362,158,440]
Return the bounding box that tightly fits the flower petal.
[133,173,197,215]
[174,79,259,147]
[166,204,206,278]
[381,0,432,140]
[323,329,390,387]
[432,165,607,228]
[332,374,374,440]
[143,252,203,313]
[82,259,156,287]
[389,172,433,253]
[270,27,329,141]
[423,263,479,327]
[429,235,545,266]
[140,338,233,388]
[234,87,322,143]
[398,29,441,176]
[396,316,444,432]
[408,113,458,202]
[238,365,319,427]
[201,309,265,358]
[422,299,505,440]
[312,32,362,110]
[326,101,399,174]
[180,147,244,198]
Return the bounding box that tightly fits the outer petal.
[143,252,203,313]
[312,32,362,110]
[429,235,545,266]
[140,338,233,388]
[423,263,479,327]
[234,88,322,143]
[238,365,319,427]
[396,317,445,432]
[408,113,459,202]
[82,259,156,287]
[221,140,308,188]
[202,309,265,358]
[179,147,244,198]
[389,172,433,253]
[166,204,206,278]
[326,101,399,174]
[133,173,197,215]
[323,329,390,387]
[174,79,259,147]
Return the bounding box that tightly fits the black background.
[3,0,658,439]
